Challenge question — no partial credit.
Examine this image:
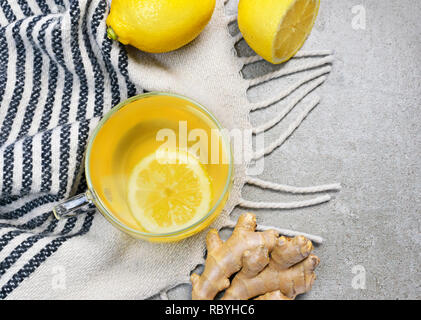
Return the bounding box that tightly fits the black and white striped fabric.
[0,0,139,299]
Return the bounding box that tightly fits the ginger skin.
[223,236,319,299]
[191,213,278,300]
[255,291,291,300]
[191,213,320,300]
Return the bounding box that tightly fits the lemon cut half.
[238,0,320,64]
[128,150,212,234]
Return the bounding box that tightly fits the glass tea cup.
[53,92,233,242]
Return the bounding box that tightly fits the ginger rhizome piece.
[190,213,320,300]
[191,213,278,300]
[223,235,319,299]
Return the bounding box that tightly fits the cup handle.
[53,191,93,220]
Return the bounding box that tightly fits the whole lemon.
[106,0,216,53]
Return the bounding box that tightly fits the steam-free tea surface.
[88,95,230,234]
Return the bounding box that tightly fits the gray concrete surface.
[161,0,420,299]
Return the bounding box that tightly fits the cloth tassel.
[238,194,332,209]
[251,66,330,111]
[248,55,334,88]
[246,176,341,194]
[253,96,320,160]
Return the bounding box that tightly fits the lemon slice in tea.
[128,149,212,233]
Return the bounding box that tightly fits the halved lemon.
[128,149,212,233]
[238,0,320,64]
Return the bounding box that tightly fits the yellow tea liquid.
[88,94,231,240]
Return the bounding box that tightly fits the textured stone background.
[163,0,420,299]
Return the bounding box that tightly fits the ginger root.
[190,213,320,300]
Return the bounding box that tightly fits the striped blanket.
[0,0,140,298]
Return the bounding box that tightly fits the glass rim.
[84,91,233,238]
